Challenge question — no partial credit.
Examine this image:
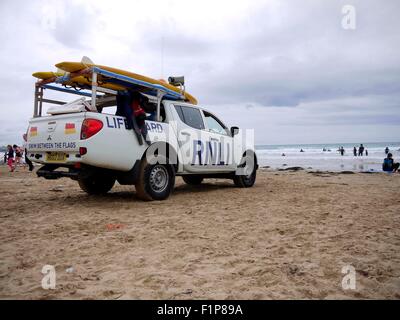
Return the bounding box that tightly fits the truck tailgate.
[27,113,85,164]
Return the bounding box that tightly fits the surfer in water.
[358,144,365,156]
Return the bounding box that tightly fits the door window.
[175,105,205,130]
[203,111,228,135]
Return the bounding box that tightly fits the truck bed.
[27,112,149,171]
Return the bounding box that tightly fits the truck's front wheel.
[233,152,257,188]
[78,173,116,195]
[135,158,175,201]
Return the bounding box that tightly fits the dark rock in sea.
[282,164,287,166]
[262,166,270,169]
[340,171,355,174]
[283,167,304,171]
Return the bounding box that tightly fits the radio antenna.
[161,35,164,79]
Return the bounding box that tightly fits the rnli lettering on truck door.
[191,140,230,166]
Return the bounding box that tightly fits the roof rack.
[34,66,186,121]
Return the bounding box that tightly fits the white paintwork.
[27,100,256,174]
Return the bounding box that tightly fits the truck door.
[201,110,235,171]
[173,104,209,173]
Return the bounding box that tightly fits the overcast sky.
[0,0,399,145]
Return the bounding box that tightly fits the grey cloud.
[0,0,399,145]
[183,0,400,109]
[144,33,213,57]
[49,4,95,49]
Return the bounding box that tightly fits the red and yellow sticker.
[65,123,76,134]
[30,126,38,137]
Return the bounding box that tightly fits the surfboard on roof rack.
[53,61,198,105]
[32,71,125,92]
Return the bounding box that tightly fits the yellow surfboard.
[32,71,126,92]
[33,71,65,79]
[55,61,198,105]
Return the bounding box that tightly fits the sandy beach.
[0,165,399,299]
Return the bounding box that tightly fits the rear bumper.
[36,161,141,184]
[28,151,82,165]
[37,165,81,180]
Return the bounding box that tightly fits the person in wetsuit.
[22,133,34,171]
[116,91,148,145]
[358,144,364,156]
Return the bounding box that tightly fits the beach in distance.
[0,165,399,299]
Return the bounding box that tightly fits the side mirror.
[230,126,239,136]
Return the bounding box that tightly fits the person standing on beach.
[383,153,399,172]
[358,144,364,156]
[22,133,34,171]
[13,145,22,168]
[365,149,368,156]
[6,145,14,172]
[340,146,345,156]
[353,147,357,156]
[385,147,389,155]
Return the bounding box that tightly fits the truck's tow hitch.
[37,165,80,180]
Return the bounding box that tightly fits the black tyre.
[78,173,116,195]
[233,152,257,188]
[182,175,204,185]
[135,158,175,201]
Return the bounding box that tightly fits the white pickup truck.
[27,70,258,201]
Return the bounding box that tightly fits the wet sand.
[0,165,399,299]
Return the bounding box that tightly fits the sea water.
[256,142,400,172]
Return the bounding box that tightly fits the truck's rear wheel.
[78,173,116,195]
[182,175,204,185]
[233,152,257,188]
[135,158,175,201]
